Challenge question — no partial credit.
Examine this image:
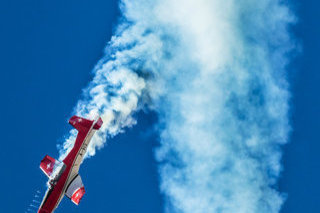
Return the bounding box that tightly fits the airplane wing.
[65,174,85,205]
[40,155,65,179]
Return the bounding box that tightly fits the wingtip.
[93,117,103,130]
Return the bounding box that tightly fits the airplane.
[38,115,103,213]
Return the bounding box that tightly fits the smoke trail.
[58,0,295,212]
[59,67,146,158]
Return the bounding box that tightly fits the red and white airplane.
[38,115,103,213]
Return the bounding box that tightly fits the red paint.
[71,186,85,205]
[93,117,103,130]
[40,155,56,177]
[38,116,102,213]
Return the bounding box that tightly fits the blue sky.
[279,0,320,212]
[0,0,318,213]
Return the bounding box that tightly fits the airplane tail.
[69,116,103,131]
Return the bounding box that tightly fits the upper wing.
[65,175,85,205]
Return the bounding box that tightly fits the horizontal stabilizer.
[69,115,103,132]
[93,117,103,130]
[69,116,93,131]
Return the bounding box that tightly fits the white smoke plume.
[59,0,295,212]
